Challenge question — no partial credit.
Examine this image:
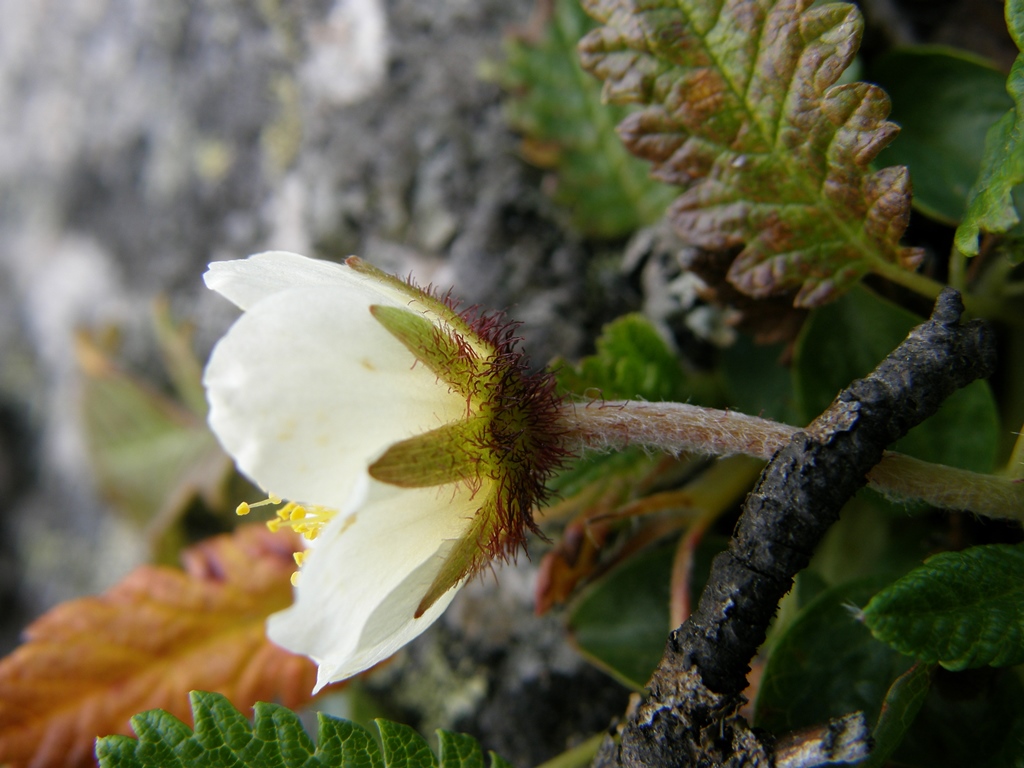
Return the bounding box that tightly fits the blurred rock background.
[0,0,633,762]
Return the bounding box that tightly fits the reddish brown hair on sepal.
[365,265,573,616]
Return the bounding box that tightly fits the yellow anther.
[237,492,287,518]
[238,494,338,542]
[290,571,302,586]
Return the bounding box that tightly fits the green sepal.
[415,494,496,618]
[371,305,485,400]
[369,419,487,489]
[349,257,488,353]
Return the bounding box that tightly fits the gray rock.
[0,0,628,762]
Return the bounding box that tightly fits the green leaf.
[498,0,675,237]
[152,300,210,417]
[579,0,921,307]
[568,537,725,688]
[435,731,483,768]
[754,577,914,732]
[568,543,675,688]
[860,663,933,768]
[862,543,1024,671]
[870,47,1013,224]
[807,492,936,588]
[890,667,1024,767]
[547,445,655,499]
[792,285,999,472]
[77,335,231,531]
[95,691,510,768]
[555,313,690,402]
[719,335,800,424]
[955,0,1024,255]
[377,721,438,768]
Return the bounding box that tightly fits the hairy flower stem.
[557,400,1024,523]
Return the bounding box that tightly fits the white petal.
[204,283,467,509]
[267,479,481,690]
[204,251,415,312]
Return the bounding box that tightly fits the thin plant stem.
[532,732,605,768]
[556,400,1024,522]
[1004,424,1024,480]
[947,244,968,293]
[870,259,1015,324]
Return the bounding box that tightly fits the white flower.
[203,251,562,691]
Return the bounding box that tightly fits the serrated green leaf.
[859,663,933,768]
[754,577,914,732]
[555,313,690,401]
[316,712,385,768]
[862,543,1024,671]
[793,285,999,472]
[956,0,1024,255]
[579,0,922,307]
[870,47,1012,224]
[436,731,483,768]
[95,691,510,768]
[377,720,438,768]
[499,0,675,237]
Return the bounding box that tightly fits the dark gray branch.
[596,289,996,768]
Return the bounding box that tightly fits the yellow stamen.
[235,493,284,517]
[232,493,343,581]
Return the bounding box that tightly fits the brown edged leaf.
[0,524,318,768]
[579,0,923,307]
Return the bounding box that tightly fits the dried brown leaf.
[0,525,318,768]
